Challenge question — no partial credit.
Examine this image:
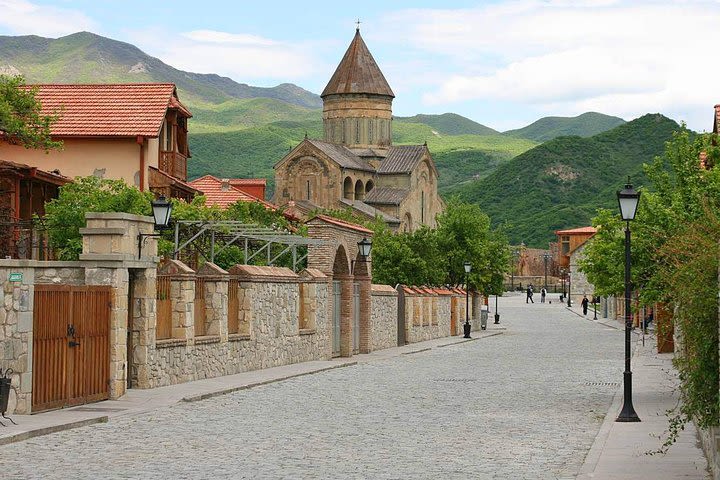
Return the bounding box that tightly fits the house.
[0,159,69,258]
[555,226,597,269]
[188,175,275,210]
[0,83,199,200]
[273,29,444,231]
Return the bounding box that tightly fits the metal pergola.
[172,221,323,272]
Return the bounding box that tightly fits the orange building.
[555,226,597,268]
[0,83,198,200]
[188,175,275,210]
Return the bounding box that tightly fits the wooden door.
[33,285,111,412]
[450,297,458,336]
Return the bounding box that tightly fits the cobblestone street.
[2,294,625,479]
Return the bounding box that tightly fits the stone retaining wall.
[399,286,467,343]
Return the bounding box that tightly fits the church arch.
[365,180,374,194]
[402,212,413,232]
[343,176,354,200]
[354,179,365,200]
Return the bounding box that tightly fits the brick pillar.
[338,274,353,357]
[356,272,372,354]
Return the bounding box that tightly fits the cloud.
[0,0,96,37]
[379,0,720,130]
[127,27,323,84]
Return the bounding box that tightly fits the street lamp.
[560,267,566,300]
[542,252,551,290]
[138,195,173,258]
[463,261,472,339]
[567,266,572,307]
[357,237,372,258]
[616,180,641,423]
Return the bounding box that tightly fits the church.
[273,29,444,232]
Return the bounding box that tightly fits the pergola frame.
[172,220,323,272]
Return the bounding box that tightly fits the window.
[355,120,360,143]
[368,120,373,143]
[306,180,311,200]
[561,235,570,255]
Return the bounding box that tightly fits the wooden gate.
[32,285,111,412]
[450,297,458,336]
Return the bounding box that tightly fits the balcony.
[159,150,187,181]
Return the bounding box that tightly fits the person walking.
[581,294,589,315]
[526,285,534,304]
[540,287,546,303]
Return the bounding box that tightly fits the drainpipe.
[136,135,145,192]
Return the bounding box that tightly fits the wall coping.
[85,212,155,223]
[0,259,156,269]
[197,262,229,278]
[230,265,299,283]
[371,284,398,296]
[158,259,195,277]
[78,227,127,236]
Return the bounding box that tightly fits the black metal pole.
[494,294,500,324]
[463,278,471,338]
[567,268,572,307]
[617,222,640,422]
[543,256,548,290]
[593,296,598,320]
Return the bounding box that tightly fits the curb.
[0,416,108,446]
[401,347,432,355]
[181,361,358,403]
[436,330,504,347]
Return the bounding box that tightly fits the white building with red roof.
[0,83,198,200]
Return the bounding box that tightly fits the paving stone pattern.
[2,295,624,479]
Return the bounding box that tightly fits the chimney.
[221,178,230,191]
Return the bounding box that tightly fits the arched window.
[355,179,364,201]
[355,120,361,144]
[343,177,354,199]
[368,120,373,144]
[365,180,374,194]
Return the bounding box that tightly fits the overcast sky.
[1,0,718,131]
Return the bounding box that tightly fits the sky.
[0,0,718,131]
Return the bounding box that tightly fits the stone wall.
[142,263,330,388]
[569,243,594,305]
[399,286,464,343]
[370,284,398,351]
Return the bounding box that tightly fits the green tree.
[44,176,152,260]
[0,75,62,150]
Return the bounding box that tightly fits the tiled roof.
[230,178,266,187]
[321,29,394,98]
[25,83,191,137]
[555,226,597,235]
[308,214,374,234]
[188,175,276,210]
[0,159,70,185]
[307,139,375,172]
[339,198,400,223]
[377,145,427,173]
[364,187,409,206]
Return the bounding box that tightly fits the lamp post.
[463,261,472,338]
[593,295,598,320]
[560,267,566,300]
[567,266,572,307]
[138,196,173,258]
[494,294,500,324]
[616,180,641,422]
[510,248,519,291]
[542,252,551,290]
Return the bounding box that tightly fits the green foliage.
[448,114,680,246]
[0,75,62,150]
[44,176,152,260]
[504,111,626,142]
[395,113,498,136]
[580,126,720,451]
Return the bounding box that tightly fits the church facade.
[273,29,444,231]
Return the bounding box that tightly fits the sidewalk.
[575,312,710,479]
[0,326,505,446]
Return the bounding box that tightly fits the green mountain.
[447,114,680,247]
[504,112,626,142]
[0,31,322,108]
[395,113,498,136]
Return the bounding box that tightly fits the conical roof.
[321,29,394,98]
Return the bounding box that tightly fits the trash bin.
[480,306,488,330]
[0,377,10,416]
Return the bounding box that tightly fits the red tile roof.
[555,226,597,235]
[308,214,374,234]
[230,178,266,186]
[188,175,277,210]
[25,83,191,137]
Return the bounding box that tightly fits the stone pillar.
[338,274,353,357]
[130,267,156,389]
[197,262,229,340]
[158,260,196,342]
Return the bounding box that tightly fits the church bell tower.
[321,28,395,150]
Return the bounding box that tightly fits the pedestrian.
[643,309,654,332]
[540,287,546,303]
[526,285,534,304]
[581,294,589,315]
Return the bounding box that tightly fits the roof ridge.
[26,83,176,87]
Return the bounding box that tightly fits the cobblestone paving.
[2,295,623,479]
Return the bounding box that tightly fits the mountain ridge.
[504,112,626,142]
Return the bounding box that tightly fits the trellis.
[172,221,324,272]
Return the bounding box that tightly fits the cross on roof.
[356,18,361,31]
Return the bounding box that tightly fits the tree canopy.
[0,75,62,151]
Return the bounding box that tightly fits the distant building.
[555,226,597,269]
[0,83,198,200]
[189,175,275,210]
[273,29,444,231]
[555,226,597,305]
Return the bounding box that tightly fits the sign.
[8,272,22,282]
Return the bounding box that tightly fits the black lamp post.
[494,294,500,324]
[463,261,472,339]
[138,195,173,258]
[616,180,641,422]
[593,295,598,320]
[357,237,372,258]
[542,252,551,290]
[560,267,566,300]
[567,266,572,307]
